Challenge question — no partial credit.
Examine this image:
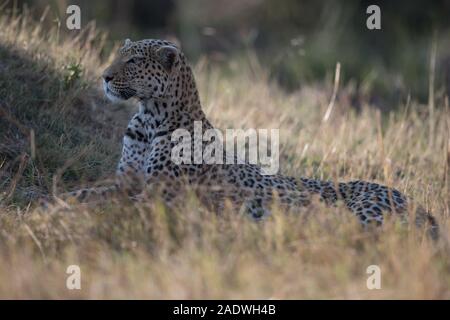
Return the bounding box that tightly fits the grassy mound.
[0,12,132,205]
[0,11,449,299]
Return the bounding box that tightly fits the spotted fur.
[59,39,438,237]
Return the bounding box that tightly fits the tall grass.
[0,10,449,299]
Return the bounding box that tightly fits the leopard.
[57,38,438,238]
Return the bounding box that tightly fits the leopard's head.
[102,39,180,102]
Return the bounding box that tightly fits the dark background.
[6,0,450,105]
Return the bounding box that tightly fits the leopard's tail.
[414,205,439,241]
[299,178,439,240]
[38,185,120,208]
[61,185,120,202]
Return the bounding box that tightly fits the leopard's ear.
[156,45,179,72]
[123,38,132,48]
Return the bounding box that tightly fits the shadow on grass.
[0,42,130,206]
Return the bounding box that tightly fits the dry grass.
[0,11,449,299]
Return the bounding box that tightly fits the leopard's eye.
[126,57,144,64]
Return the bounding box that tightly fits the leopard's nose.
[102,68,115,83]
[103,75,114,83]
